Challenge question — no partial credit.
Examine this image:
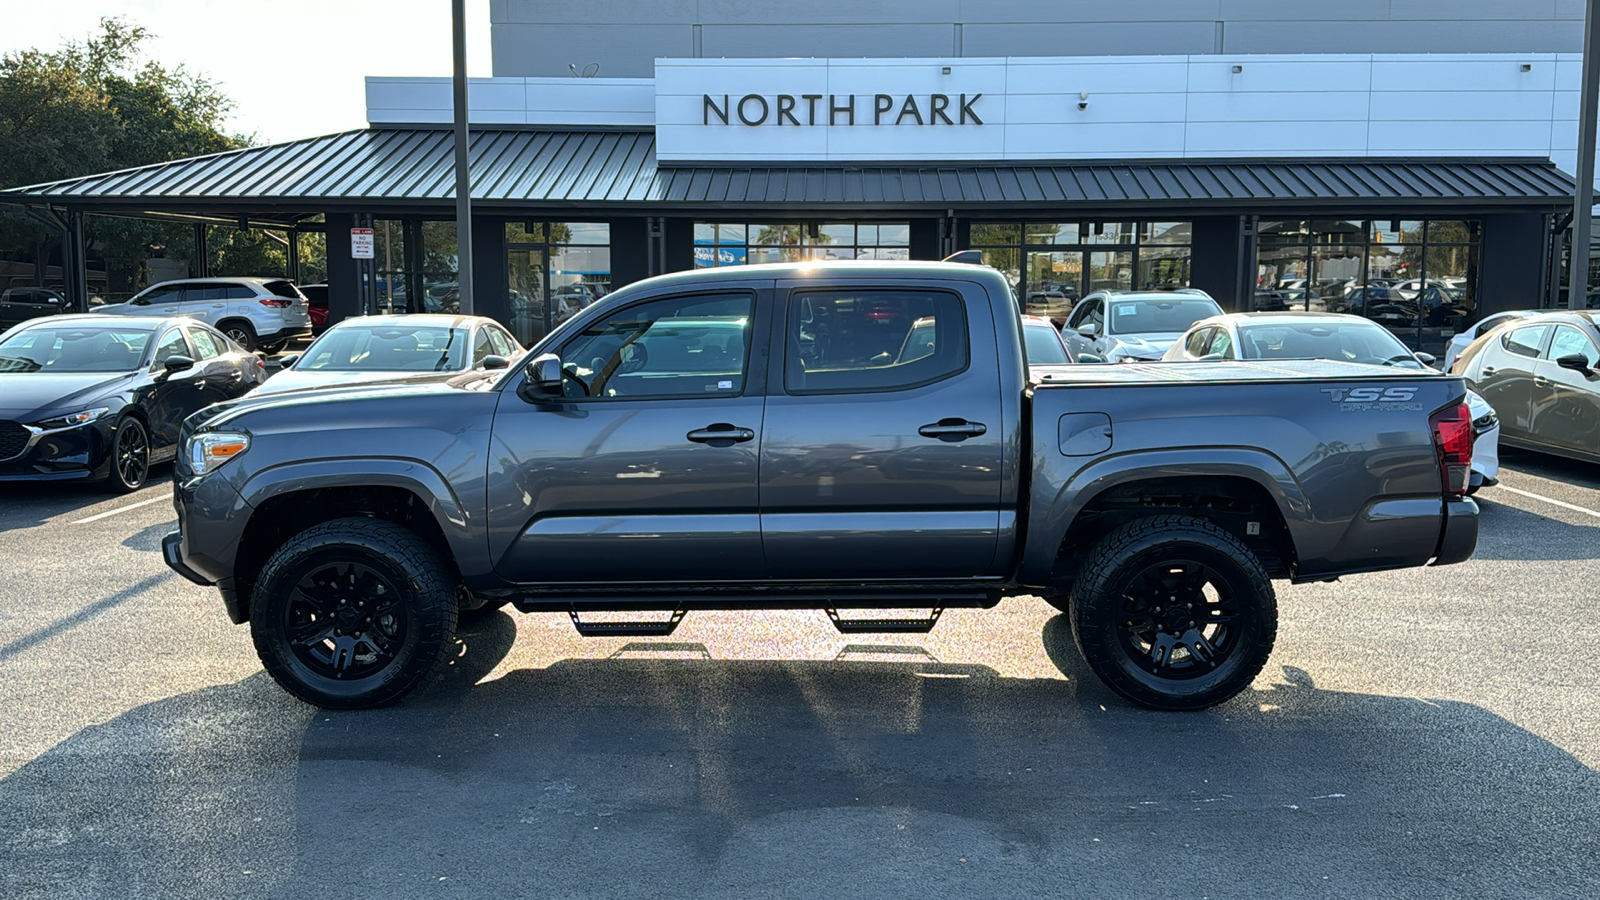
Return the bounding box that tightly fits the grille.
[0,420,30,461]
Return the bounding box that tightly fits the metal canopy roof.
[0,128,1580,219]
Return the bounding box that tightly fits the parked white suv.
[95,277,312,352]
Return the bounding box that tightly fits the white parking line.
[72,495,168,524]
[1494,484,1600,520]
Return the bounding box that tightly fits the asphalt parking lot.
[2,449,1598,899]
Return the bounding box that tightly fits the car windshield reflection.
[0,325,155,373]
[297,325,468,372]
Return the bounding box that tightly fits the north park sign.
[701,93,985,127]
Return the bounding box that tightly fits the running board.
[826,608,943,634]
[568,608,685,637]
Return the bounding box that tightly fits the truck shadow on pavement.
[2,611,1597,899]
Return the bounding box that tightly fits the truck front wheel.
[1068,515,1277,711]
[250,518,458,709]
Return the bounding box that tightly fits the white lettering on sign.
[351,228,375,259]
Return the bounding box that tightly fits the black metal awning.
[0,127,1581,222]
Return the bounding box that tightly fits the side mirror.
[277,353,299,369]
[1556,353,1595,374]
[517,352,564,402]
[1413,351,1437,367]
[158,355,195,379]
[1076,322,1099,338]
[131,297,150,306]
[481,354,510,371]
[1077,353,1105,364]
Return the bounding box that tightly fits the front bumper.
[162,531,212,586]
[0,419,112,482]
[1430,498,1480,566]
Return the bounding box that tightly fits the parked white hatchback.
[94,277,312,353]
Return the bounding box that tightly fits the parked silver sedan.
[1452,311,1600,465]
[254,314,523,396]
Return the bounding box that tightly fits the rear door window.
[188,327,224,359]
[784,289,968,394]
[1503,325,1549,359]
[1547,325,1599,367]
[179,284,227,303]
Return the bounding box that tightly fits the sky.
[0,0,493,143]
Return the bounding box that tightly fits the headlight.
[187,431,250,477]
[33,407,110,429]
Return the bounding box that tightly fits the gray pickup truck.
[163,261,1478,711]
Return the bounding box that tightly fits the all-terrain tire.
[1068,515,1277,711]
[250,517,458,709]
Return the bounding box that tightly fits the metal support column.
[193,223,209,278]
[451,0,475,314]
[287,227,301,284]
[1571,0,1600,305]
[67,210,87,312]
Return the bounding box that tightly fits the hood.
[251,368,460,396]
[0,371,136,421]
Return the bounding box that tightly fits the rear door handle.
[919,418,988,441]
[687,423,755,445]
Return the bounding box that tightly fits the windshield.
[0,325,154,373]
[1107,298,1221,336]
[1238,321,1424,368]
[297,324,469,372]
[1023,324,1070,364]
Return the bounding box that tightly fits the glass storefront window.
[694,221,910,267]
[505,221,612,346]
[1257,219,1481,354]
[973,219,1191,305]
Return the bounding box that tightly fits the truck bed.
[1031,359,1444,386]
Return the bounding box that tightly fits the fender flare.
[236,456,475,557]
[1020,447,1312,584]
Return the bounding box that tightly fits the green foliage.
[0,17,300,296]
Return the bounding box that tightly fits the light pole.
[1571,0,1600,306]
[451,0,474,314]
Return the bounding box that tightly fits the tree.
[0,18,288,297]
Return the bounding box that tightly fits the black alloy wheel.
[251,518,457,708]
[1068,515,1276,711]
[285,561,409,680]
[105,417,150,493]
[1113,560,1240,678]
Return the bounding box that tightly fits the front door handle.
[918,418,988,441]
[687,423,755,446]
[1534,376,1552,388]
[1482,366,1496,377]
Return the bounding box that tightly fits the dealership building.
[1,1,1594,350]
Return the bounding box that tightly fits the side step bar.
[568,608,685,637]
[825,608,943,634]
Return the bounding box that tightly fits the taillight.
[1430,402,1474,498]
[259,298,292,308]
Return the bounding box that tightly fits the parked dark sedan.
[0,315,266,490]
[1452,310,1600,464]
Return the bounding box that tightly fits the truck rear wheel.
[1068,515,1276,711]
[250,517,458,709]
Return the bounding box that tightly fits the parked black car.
[0,286,69,328]
[0,315,266,491]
